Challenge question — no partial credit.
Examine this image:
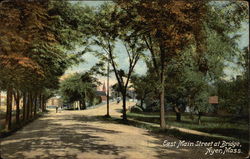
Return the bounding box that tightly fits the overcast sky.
[65,1,249,82]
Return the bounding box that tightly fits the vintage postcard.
[0,0,249,159]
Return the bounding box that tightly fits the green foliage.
[0,1,95,130]
[217,77,248,115]
[127,112,249,145]
[111,83,121,94]
[130,105,143,113]
[59,72,99,107]
[0,0,89,97]
[131,73,158,107]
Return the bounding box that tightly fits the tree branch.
[143,35,159,75]
[123,42,132,64]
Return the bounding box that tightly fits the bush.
[93,96,102,105]
[145,105,160,112]
[130,105,143,113]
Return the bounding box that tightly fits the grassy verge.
[127,112,249,143]
[98,112,249,153]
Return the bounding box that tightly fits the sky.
[65,1,249,83]
[65,41,147,86]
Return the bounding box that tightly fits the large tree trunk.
[22,92,27,121]
[160,90,165,128]
[41,95,46,112]
[43,98,46,112]
[106,61,110,117]
[81,98,86,110]
[159,44,166,129]
[26,92,30,120]
[0,91,1,107]
[145,36,166,128]
[39,94,42,112]
[174,106,181,122]
[30,93,34,119]
[27,92,31,120]
[34,94,37,116]
[79,100,82,110]
[5,87,13,131]
[176,112,181,122]
[122,92,127,120]
[14,90,20,124]
[198,112,202,125]
[160,67,166,128]
[140,99,144,109]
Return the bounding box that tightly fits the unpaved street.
[0,102,245,159]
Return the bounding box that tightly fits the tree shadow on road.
[1,113,131,159]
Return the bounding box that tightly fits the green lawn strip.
[117,113,249,153]
[98,114,244,142]
[127,112,248,142]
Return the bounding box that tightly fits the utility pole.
[106,58,110,117]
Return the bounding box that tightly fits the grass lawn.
[127,112,249,143]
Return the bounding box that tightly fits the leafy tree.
[217,48,248,119]
[115,0,209,128]
[90,3,145,120]
[59,72,99,109]
[0,0,88,130]
[0,0,50,129]
[115,0,248,128]
[130,73,157,110]
[111,83,121,99]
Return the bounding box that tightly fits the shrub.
[131,105,143,113]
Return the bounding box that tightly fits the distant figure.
[58,106,62,113]
[56,106,58,113]
[117,97,121,104]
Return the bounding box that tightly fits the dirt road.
[0,102,246,159]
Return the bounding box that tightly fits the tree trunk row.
[4,89,47,131]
